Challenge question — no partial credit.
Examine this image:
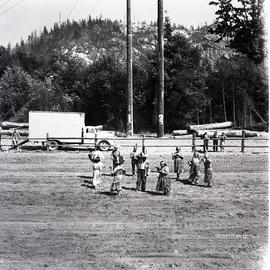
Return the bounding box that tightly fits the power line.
[0,0,12,9]
[67,0,80,19]
[89,0,102,16]
[66,0,103,22]
[0,0,25,17]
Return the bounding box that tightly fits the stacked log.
[173,121,258,138]
[171,130,189,136]
[1,121,29,128]
[0,121,29,137]
[0,129,29,136]
[188,121,233,132]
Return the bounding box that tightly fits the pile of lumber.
[187,121,233,132]
[0,121,29,136]
[1,121,29,128]
[172,121,258,137]
[171,130,188,136]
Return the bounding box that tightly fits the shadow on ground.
[177,178,210,188]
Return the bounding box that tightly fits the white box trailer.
[29,111,114,151]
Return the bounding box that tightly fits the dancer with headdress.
[136,147,150,192]
[188,150,201,185]
[110,155,126,196]
[88,150,104,189]
[202,152,213,187]
[156,160,171,195]
[172,146,184,180]
[111,144,122,169]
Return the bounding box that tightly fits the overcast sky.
[0,0,219,46]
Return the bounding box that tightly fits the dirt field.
[0,144,268,269]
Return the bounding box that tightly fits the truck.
[28,111,115,151]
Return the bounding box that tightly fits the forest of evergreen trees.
[0,10,268,132]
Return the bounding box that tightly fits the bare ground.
[0,145,268,270]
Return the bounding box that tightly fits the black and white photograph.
[0,0,268,269]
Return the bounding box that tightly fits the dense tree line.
[0,11,268,132]
[209,0,265,64]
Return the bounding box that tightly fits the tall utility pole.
[157,0,164,137]
[126,0,133,136]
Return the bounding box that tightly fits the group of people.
[88,144,171,196]
[188,150,213,187]
[88,145,129,196]
[87,143,213,197]
[111,145,169,196]
[202,131,227,152]
[171,146,212,187]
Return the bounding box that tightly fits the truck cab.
[84,126,115,151]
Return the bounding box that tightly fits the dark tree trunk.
[232,86,236,125]
[222,82,227,122]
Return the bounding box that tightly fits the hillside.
[14,17,234,68]
[0,16,267,132]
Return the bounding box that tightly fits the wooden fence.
[0,130,268,153]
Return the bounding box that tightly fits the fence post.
[192,131,196,152]
[46,132,49,151]
[241,130,246,153]
[94,133,98,150]
[81,128,84,144]
[142,135,145,152]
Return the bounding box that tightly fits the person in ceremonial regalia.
[136,148,150,192]
[172,146,184,180]
[88,150,104,189]
[111,144,121,169]
[202,152,213,187]
[156,160,171,195]
[110,156,126,196]
[188,151,201,185]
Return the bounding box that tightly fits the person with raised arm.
[172,146,184,180]
[156,160,171,195]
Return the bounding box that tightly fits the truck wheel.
[48,140,59,151]
[98,140,110,151]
